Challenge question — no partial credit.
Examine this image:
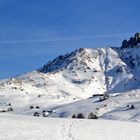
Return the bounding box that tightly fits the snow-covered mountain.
[1,41,140,121]
[1,47,140,97]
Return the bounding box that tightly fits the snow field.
[0,114,140,140]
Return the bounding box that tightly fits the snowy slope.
[44,89,140,122]
[1,46,140,120]
[0,114,140,140]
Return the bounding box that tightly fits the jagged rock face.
[1,47,140,102]
[121,32,140,49]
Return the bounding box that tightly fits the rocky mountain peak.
[121,32,140,49]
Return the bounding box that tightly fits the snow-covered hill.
[1,45,140,121]
[45,89,140,122]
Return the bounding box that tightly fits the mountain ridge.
[1,46,140,98]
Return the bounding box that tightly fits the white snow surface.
[0,114,140,140]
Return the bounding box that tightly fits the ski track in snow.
[58,119,80,140]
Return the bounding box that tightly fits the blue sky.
[0,0,140,79]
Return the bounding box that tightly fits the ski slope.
[0,114,140,140]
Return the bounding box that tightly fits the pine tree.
[131,104,135,109]
[77,113,85,119]
[88,112,98,119]
[72,114,76,118]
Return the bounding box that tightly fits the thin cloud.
[0,33,133,44]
